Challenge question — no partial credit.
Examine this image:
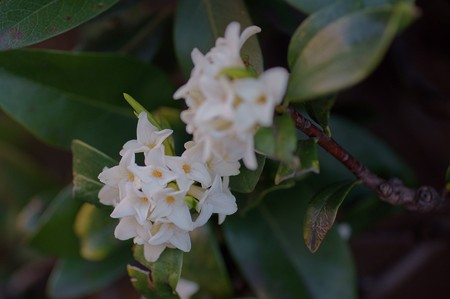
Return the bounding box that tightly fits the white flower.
[128,146,177,196]
[176,278,199,299]
[150,188,193,231]
[149,222,191,252]
[143,243,167,262]
[194,175,237,228]
[110,184,152,225]
[98,152,135,186]
[120,112,172,156]
[165,143,211,190]
[173,22,261,102]
[233,67,289,130]
[98,184,120,207]
[114,216,151,244]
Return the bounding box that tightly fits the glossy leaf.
[174,0,263,78]
[72,140,116,206]
[74,203,120,261]
[275,139,320,184]
[254,114,298,165]
[224,185,357,299]
[230,154,266,193]
[47,249,131,298]
[0,0,119,50]
[305,95,336,136]
[288,2,357,68]
[282,0,415,16]
[133,246,183,298]
[0,49,174,156]
[183,225,233,298]
[286,3,417,102]
[303,180,359,253]
[28,185,81,257]
[283,0,354,15]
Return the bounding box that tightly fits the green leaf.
[303,180,359,253]
[47,249,131,298]
[282,0,415,16]
[230,154,266,193]
[132,246,183,298]
[224,185,357,299]
[0,49,174,156]
[283,0,355,15]
[183,225,233,298]
[123,93,161,129]
[305,95,336,136]
[74,203,120,261]
[288,2,358,68]
[72,140,116,206]
[0,141,56,208]
[275,139,320,184]
[255,114,298,165]
[28,185,81,257]
[0,0,119,50]
[174,0,263,78]
[286,3,417,102]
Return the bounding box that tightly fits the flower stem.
[289,107,445,211]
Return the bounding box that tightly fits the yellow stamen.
[256,95,267,105]
[233,96,243,108]
[182,164,191,174]
[152,169,163,178]
[166,196,175,204]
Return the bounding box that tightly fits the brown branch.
[289,108,445,212]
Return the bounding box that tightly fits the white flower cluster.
[98,113,238,262]
[98,22,289,263]
[174,22,289,170]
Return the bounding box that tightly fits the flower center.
[127,171,135,181]
[233,96,243,108]
[256,95,267,105]
[140,197,149,203]
[152,169,163,178]
[166,196,175,204]
[182,164,191,173]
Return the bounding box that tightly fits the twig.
[289,108,445,211]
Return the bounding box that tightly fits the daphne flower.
[98,184,120,207]
[165,143,211,190]
[143,243,167,262]
[176,278,199,299]
[233,67,289,130]
[194,175,237,228]
[149,222,191,252]
[150,188,193,231]
[120,112,172,156]
[98,152,141,190]
[128,146,177,196]
[114,216,151,244]
[110,184,152,225]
